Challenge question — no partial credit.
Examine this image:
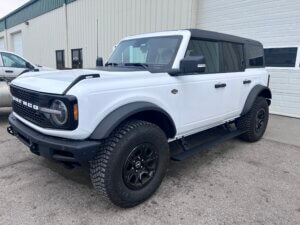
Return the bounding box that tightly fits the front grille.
[11,85,53,128]
[10,86,40,103]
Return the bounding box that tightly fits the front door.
[0,52,28,80]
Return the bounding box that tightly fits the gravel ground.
[0,108,299,225]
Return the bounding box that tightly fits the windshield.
[107,35,182,70]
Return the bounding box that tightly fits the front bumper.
[8,113,100,166]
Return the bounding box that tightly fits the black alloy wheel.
[123,143,158,190]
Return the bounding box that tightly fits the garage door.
[0,37,4,50]
[265,47,300,118]
[12,32,23,56]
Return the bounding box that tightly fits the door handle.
[243,80,252,84]
[215,83,226,88]
[5,70,13,73]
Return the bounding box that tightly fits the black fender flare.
[89,102,177,140]
[241,85,272,116]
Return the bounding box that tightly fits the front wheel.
[236,97,269,142]
[90,120,169,208]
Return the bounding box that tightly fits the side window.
[222,42,244,72]
[185,39,220,73]
[1,52,27,68]
[264,47,297,67]
[56,50,65,70]
[248,44,264,67]
[71,49,83,69]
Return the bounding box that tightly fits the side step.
[171,127,245,161]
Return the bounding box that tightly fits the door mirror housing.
[96,57,103,67]
[169,56,206,76]
[25,62,34,70]
[180,56,206,74]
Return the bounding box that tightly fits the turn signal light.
[73,104,79,121]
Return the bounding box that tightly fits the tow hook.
[7,126,15,136]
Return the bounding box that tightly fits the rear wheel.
[90,120,169,208]
[236,97,269,142]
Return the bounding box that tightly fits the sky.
[0,0,30,19]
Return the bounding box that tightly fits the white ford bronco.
[7,29,271,207]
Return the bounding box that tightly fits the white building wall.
[1,0,197,68]
[66,0,197,67]
[196,0,300,117]
[196,0,300,47]
[0,32,5,50]
[4,6,67,68]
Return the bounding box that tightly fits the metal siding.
[0,36,5,50]
[6,0,64,29]
[196,0,300,47]
[6,7,68,68]
[66,0,196,68]
[1,0,76,30]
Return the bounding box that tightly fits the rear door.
[1,52,28,80]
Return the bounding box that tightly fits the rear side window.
[221,42,244,72]
[248,44,264,67]
[185,39,220,73]
[264,47,298,67]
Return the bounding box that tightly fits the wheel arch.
[241,85,272,116]
[89,102,177,140]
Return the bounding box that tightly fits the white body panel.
[10,30,269,140]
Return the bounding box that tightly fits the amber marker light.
[73,104,79,121]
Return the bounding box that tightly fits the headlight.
[50,99,68,126]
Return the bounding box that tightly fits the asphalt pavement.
[0,108,299,225]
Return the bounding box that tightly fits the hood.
[11,68,151,95]
[11,69,102,94]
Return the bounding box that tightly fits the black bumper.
[8,113,100,166]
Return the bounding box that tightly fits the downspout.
[64,0,70,68]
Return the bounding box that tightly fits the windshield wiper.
[124,63,149,70]
[105,62,119,67]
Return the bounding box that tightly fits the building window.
[185,39,220,73]
[71,49,83,68]
[56,50,65,69]
[221,42,244,72]
[264,47,298,67]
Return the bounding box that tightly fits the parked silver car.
[0,51,53,108]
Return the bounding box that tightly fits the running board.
[171,128,245,161]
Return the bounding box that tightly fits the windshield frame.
[106,35,183,72]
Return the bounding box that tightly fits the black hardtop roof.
[187,29,262,46]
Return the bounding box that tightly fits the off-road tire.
[90,120,169,208]
[236,97,269,142]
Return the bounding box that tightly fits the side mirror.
[96,57,103,67]
[26,62,34,70]
[180,56,206,74]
